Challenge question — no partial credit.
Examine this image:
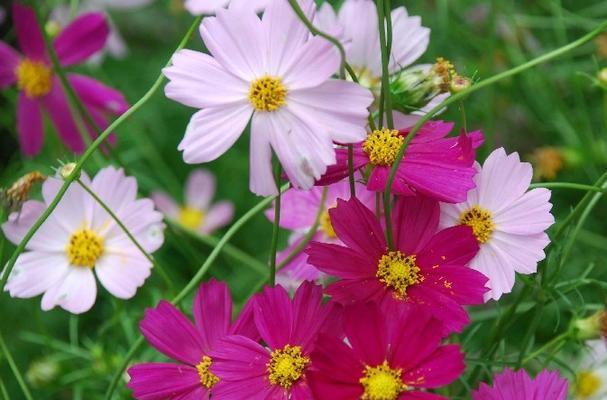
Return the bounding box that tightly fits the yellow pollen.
[248,76,287,112]
[267,344,309,389]
[459,206,495,244]
[65,229,104,268]
[320,208,336,239]
[16,59,53,98]
[360,361,408,400]
[362,129,404,166]
[178,206,204,230]
[576,370,602,397]
[376,251,422,298]
[196,356,219,389]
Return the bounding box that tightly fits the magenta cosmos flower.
[163,0,373,196]
[127,279,258,399]
[266,177,375,287]
[1,167,164,313]
[210,282,340,399]
[184,0,267,15]
[307,196,488,333]
[472,368,568,400]
[440,148,555,301]
[317,120,483,203]
[0,4,128,156]
[152,169,234,235]
[308,302,465,400]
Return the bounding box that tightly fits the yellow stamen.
[196,356,219,389]
[267,344,309,389]
[362,129,404,166]
[360,361,408,400]
[65,229,104,268]
[248,76,287,112]
[320,208,336,239]
[16,59,53,98]
[459,206,495,244]
[178,206,204,230]
[576,370,602,397]
[376,251,422,298]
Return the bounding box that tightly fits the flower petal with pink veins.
[5,252,69,298]
[41,266,97,314]
[95,251,151,299]
[127,362,203,400]
[388,11,429,72]
[192,279,232,352]
[493,188,554,235]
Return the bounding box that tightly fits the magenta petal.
[229,296,259,340]
[424,265,488,305]
[417,225,479,267]
[0,42,20,88]
[291,282,337,352]
[392,196,439,254]
[210,335,269,383]
[306,242,376,279]
[192,279,232,352]
[140,301,205,366]
[344,303,387,366]
[402,392,446,400]
[42,79,85,153]
[17,93,43,156]
[326,278,385,305]
[253,284,293,349]
[366,166,389,192]
[403,345,464,389]
[389,311,443,371]
[68,73,128,114]
[127,362,202,400]
[53,12,109,66]
[12,4,46,60]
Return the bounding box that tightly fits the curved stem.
[268,165,283,286]
[0,16,202,295]
[377,0,394,130]
[0,330,33,400]
[529,181,607,193]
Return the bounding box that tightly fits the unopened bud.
[45,21,61,39]
[572,310,607,341]
[27,357,60,388]
[449,75,472,93]
[59,163,78,180]
[390,66,442,114]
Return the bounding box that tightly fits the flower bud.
[389,66,442,114]
[572,310,607,341]
[59,162,78,180]
[26,357,60,388]
[45,21,61,39]
[449,75,472,93]
[598,68,607,87]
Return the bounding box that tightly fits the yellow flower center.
[376,251,422,298]
[248,76,287,112]
[196,356,219,389]
[320,208,336,239]
[459,206,495,244]
[576,370,602,397]
[267,344,309,389]
[16,59,53,98]
[360,361,408,400]
[178,206,204,230]
[362,129,404,166]
[65,229,104,268]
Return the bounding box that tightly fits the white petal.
[470,243,516,302]
[41,267,97,314]
[388,11,430,72]
[95,251,152,299]
[1,200,46,245]
[494,188,554,235]
[185,169,215,211]
[490,231,549,274]
[249,113,277,196]
[5,252,69,298]
[338,0,381,75]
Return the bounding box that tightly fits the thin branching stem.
[0,330,33,400]
[268,165,283,286]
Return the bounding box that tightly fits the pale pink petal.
[392,110,421,129]
[1,200,45,245]
[42,79,86,153]
[280,36,339,90]
[5,252,69,298]
[184,0,229,15]
[472,244,516,302]
[41,177,93,236]
[151,192,180,219]
[41,266,97,314]
[95,251,152,299]
[249,114,277,196]
[185,169,215,210]
[0,42,20,88]
[13,4,46,60]
[17,92,44,156]
[268,187,323,230]
[489,232,549,275]
[338,0,380,75]
[178,105,251,164]
[53,12,109,66]
[388,10,430,72]
[200,201,234,234]
[493,188,554,235]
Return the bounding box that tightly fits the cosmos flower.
[306,196,488,334]
[0,4,128,155]
[266,177,375,287]
[163,0,373,196]
[184,0,267,15]
[127,279,258,399]
[210,282,340,399]
[573,340,607,400]
[317,120,484,204]
[152,169,234,235]
[308,302,465,400]
[440,148,555,301]
[1,166,164,314]
[472,368,568,400]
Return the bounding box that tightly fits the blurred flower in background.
[573,340,607,400]
[152,169,234,235]
[530,146,565,181]
[472,368,568,399]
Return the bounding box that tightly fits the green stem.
[268,165,282,286]
[0,330,33,400]
[529,182,607,193]
[348,145,356,197]
[522,331,570,365]
[377,0,394,129]
[69,315,78,347]
[76,179,174,291]
[0,16,202,295]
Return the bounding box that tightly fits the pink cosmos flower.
[184,0,267,15]
[163,0,373,196]
[306,196,488,334]
[0,4,128,156]
[472,368,568,400]
[152,169,234,235]
[210,282,340,399]
[266,177,375,287]
[440,148,555,301]
[1,167,164,314]
[316,120,483,203]
[127,279,258,400]
[308,302,465,400]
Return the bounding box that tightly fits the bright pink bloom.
[210,282,340,399]
[472,368,568,400]
[316,120,483,203]
[306,196,488,334]
[0,4,127,156]
[308,302,465,400]
[127,279,258,400]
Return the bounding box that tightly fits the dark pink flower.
[210,282,341,399]
[308,302,465,400]
[0,4,127,155]
[127,279,258,400]
[472,368,568,400]
[306,196,489,334]
[316,120,483,203]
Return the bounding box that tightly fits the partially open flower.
[573,310,607,341]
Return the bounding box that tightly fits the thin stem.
[76,179,174,291]
[0,330,33,400]
[382,19,607,252]
[0,16,202,295]
[69,315,78,347]
[268,165,283,286]
[529,182,607,193]
[522,332,570,364]
[348,145,356,197]
[377,0,394,129]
